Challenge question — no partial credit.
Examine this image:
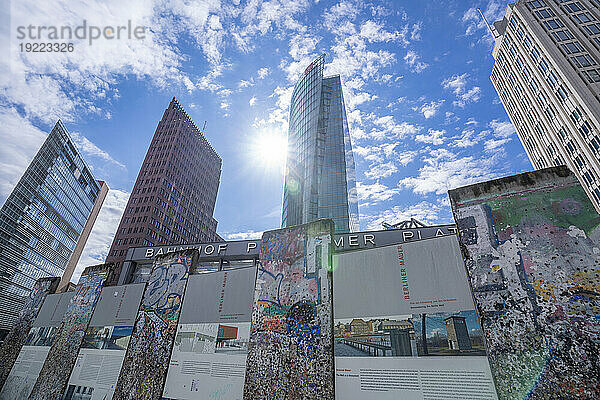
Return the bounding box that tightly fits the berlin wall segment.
[243,220,335,399]
[0,277,59,391]
[28,264,115,400]
[112,249,197,400]
[449,166,600,399]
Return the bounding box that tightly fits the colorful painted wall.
[449,166,600,399]
[243,220,334,399]
[29,264,114,400]
[113,249,197,400]
[0,277,59,390]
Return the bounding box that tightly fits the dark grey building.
[282,54,359,233]
[0,121,105,337]
[105,98,222,281]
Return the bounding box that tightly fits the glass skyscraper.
[0,121,105,336]
[282,54,359,233]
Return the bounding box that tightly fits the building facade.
[0,121,105,336]
[282,54,359,233]
[105,98,222,278]
[491,0,600,212]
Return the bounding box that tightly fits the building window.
[573,12,594,24]
[571,54,596,68]
[592,187,600,203]
[544,19,564,30]
[552,30,574,42]
[589,136,600,154]
[535,8,555,19]
[583,23,600,35]
[561,41,584,54]
[583,69,600,83]
[528,0,546,9]
[556,85,569,101]
[583,170,596,185]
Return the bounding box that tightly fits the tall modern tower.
[105,98,222,280]
[0,121,106,337]
[282,54,359,233]
[490,0,600,212]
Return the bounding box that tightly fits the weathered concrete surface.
[244,220,334,400]
[0,277,59,391]
[449,166,600,399]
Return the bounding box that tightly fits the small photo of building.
[412,310,486,356]
[333,315,416,357]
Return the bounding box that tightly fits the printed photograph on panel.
[334,315,416,357]
[82,325,134,351]
[214,323,250,355]
[63,384,95,400]
[412,310,486,356]
[25,326,60,347]
[173,323,218,354]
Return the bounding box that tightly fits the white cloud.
[452,128,488,148]
[249,96,257,106]
[289,34,320,60]
[442,73,481,107]
[399,150,501,195]
[484,137,512,152]
[489,119,515,138]
[442,73,468,94]
[404,50,429,73]
[359,20,399,42]
[70,131,126,169]
[72,188,130,282]
[239,79,255,88]
[418,100,444,119]
[220,101,230,110]
[365,161,398,179]
[416,128,446,145]
[257,67,270,79]
[0,107,47,203]
[354,114,421,141]
[463,1,506,38]
[224,230,263,240]
[363,201,449,230]
[357,181,400,205]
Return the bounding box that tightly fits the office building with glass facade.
[282,54,359,233]
[491,0,600,212]
[0,121,105,337]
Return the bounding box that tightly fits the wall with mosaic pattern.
[29,264,114,400]
[449,167,600,399]
[0,277,59,390]
[112,249,197,400]
[243,220,334,399]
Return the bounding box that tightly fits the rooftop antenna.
[201,121,207,133]
[478,8,499,39]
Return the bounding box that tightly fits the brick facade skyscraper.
[106,98,221,277]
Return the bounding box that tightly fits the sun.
[250,129,288,172]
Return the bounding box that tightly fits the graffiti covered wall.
[449,166,600,399]
[0,277,59,390]
[113,249,197,400]
[29,264,114,400]
[243,220,334,399]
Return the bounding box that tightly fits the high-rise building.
[281,54,359,233]
[105,98,222,279]
[490,0,600,212]
[0,121,107,336]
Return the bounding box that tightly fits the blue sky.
[0,0,532,281]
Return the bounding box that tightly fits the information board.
[333,235,498,400]
[63,283,145,400]
[162,267,256,400]
[0,291,75,399]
